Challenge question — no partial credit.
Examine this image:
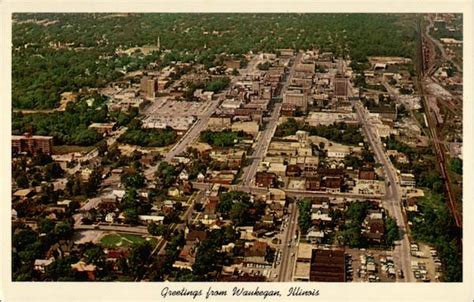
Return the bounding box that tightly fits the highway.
[241,52,303,186]
[352,99,413,282]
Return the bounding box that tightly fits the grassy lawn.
[100,233,158,248]
[53,145,95,154]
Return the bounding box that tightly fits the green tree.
[297,199,312,234]
[54,221,74,240]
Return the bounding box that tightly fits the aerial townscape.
[11,13,462,283]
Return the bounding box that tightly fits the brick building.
[12,133,53,155]
[310,248,346,282]
[140,76,158,98]
[333,75,348,97]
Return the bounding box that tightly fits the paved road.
[241,102,282,186]
[74,223,148,235]
[382,81,427,134]
[352,99,413,282]
[277,202,299,281]
[241,52,303,186]
[83,126,128,160]
[191,181,383,200]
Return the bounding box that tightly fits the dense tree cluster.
[65,167,102,198]
[384,135,444,193]
[449,158,462,175]
[13,13,417,109]
[409,193,462,282]
[12,220,75,281]
[118,119,177,147]
[12,97,109,146]
[200,130,250,148]
[13,153,64,189]
[275,118,363,146]
[297,198,312,234]
[218,191,265,226]
[192,227,238,280]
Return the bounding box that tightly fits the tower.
[156,36,160,50]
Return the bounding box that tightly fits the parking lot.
[409,242,441,282]
[346,248,398,282]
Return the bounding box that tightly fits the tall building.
[261,86,272,100]
[140,77,158,98]
[12,133,53,155]
[282,90,308,114]
[334,75,348,97]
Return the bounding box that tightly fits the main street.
[277,202,299,281]
[352,98,413,282]
[241,52,303,186]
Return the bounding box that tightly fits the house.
[80,167,93,181]
[266,188,286,205]
[13,188,35,200]
[400,173,416,187]
[34,258,55,273]
[255,172,277,188]
[244,241,268,257]
[185,230,207,245]
[179,170,189,181]
[105,212,116,223]
[208,170,237,185]
[363,212,385,243]
[322,176,343,193]
[138,215,165,224]
[306,228,325,244]
[286,164,302,177]
[105,248,129,263]
[168,187,181,197]
[71,261,97,280]
[197,172,206,182]
[406,197,419,212]
[306,176,321,191]
[204,199,218,215]
[111,168,124,175]
[358,167,376,181]
[261,215,274,225]
[46,240,74,259]
[88,122,117,135]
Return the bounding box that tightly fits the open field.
[100,233,158,248]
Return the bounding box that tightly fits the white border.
[1,1,472,301]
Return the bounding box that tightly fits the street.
[241,52,303,186]
[352,98,413,282]
[277,202,299,281]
